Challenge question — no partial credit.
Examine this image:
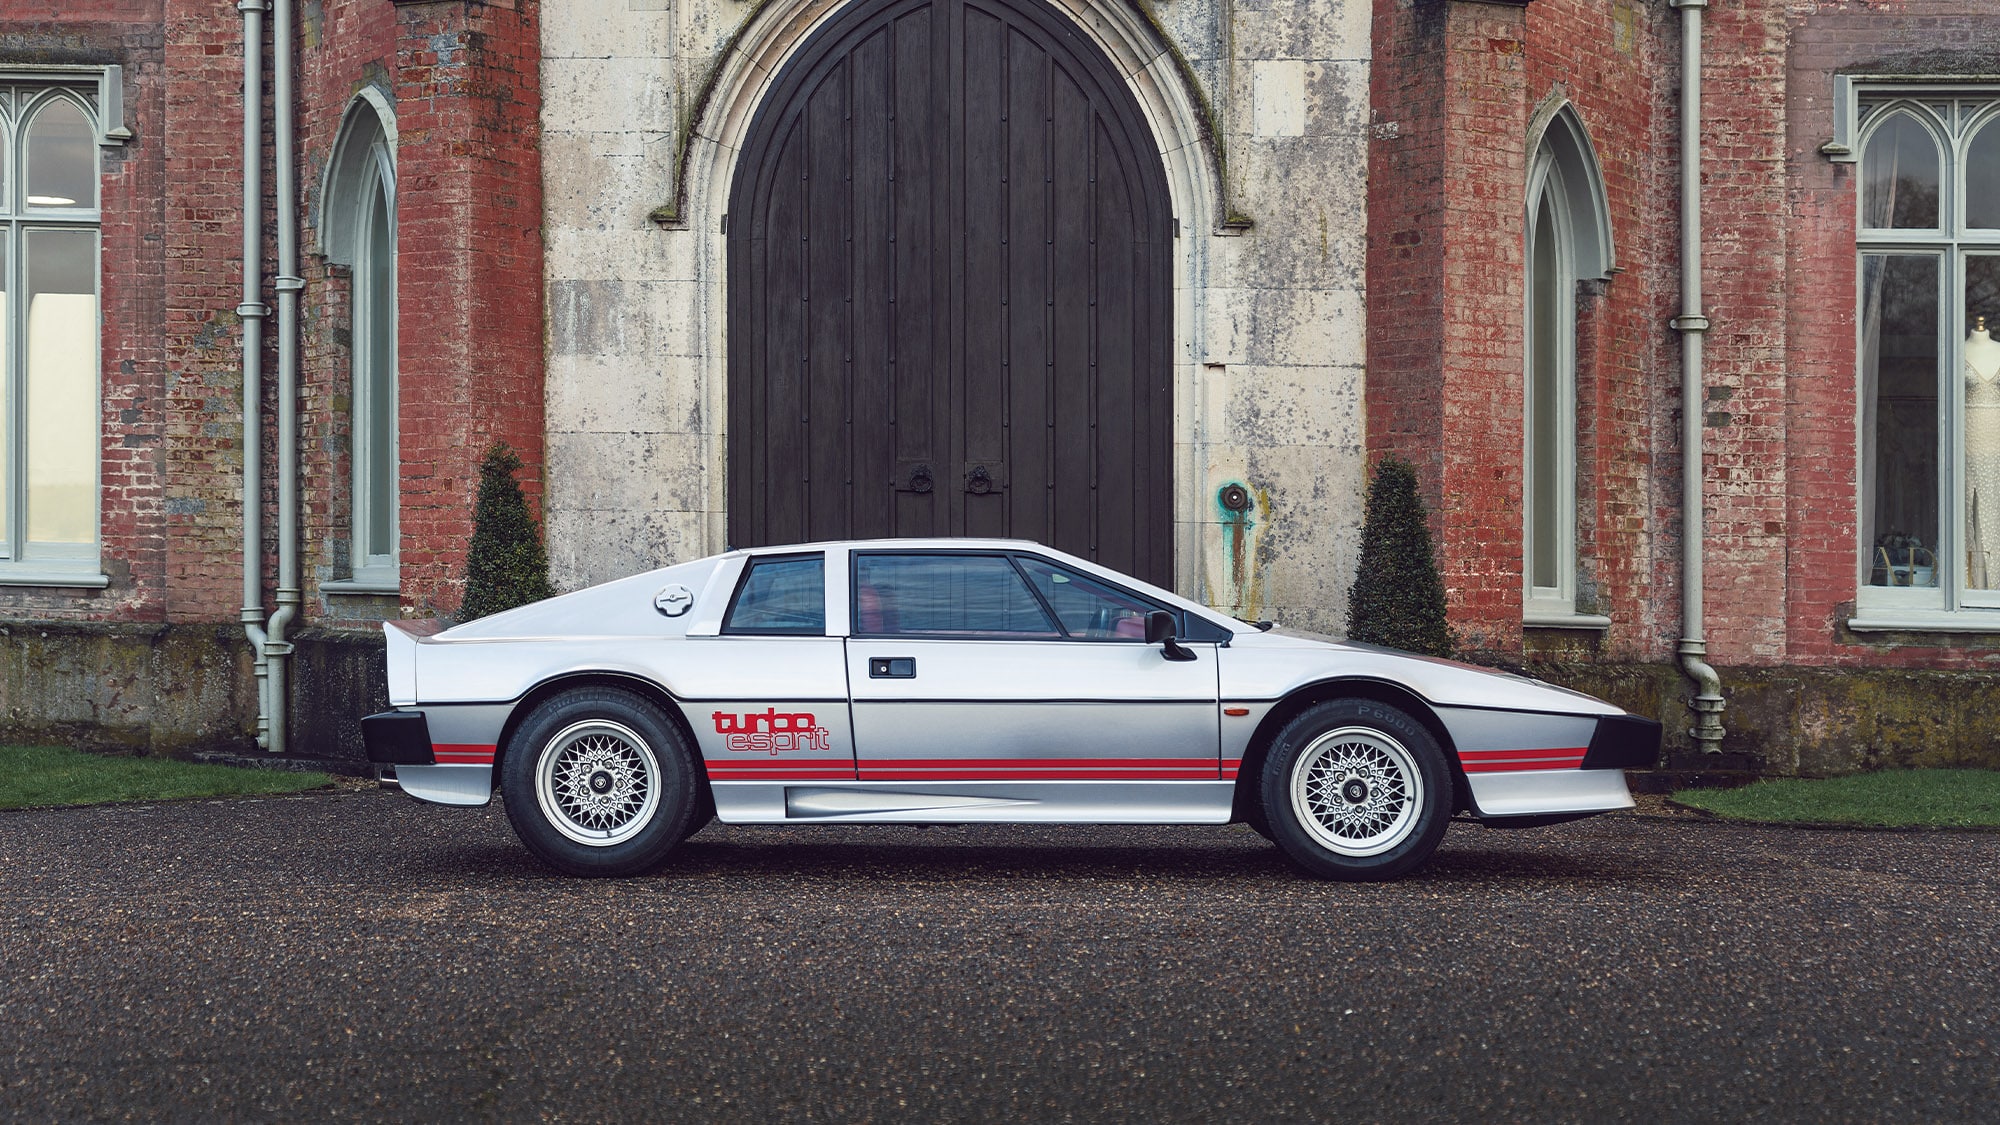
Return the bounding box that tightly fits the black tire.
[500,687,701,877]
[1258,698,1451,881]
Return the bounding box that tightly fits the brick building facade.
[1368,0,2000,774]
[0,0,1994,774]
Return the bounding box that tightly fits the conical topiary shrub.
[1345,454,1455,658]
[458,442,555,622]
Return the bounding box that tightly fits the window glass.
[24,228,96,550]
[852,554,1058,637]
[0,227,8,550]
[25,98,92,211]
[1860,253,1940,587]
[1015,556,1158,639]
[1966,254,2000,592]
[360,175,395,562]
[725,555,826,634]
[1969,117,2000,230]
[1528,189,1564,593]
[1862,112,1940,229]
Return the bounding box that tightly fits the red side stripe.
[1458,746,1588,774]
[432,744,496,766]
[707,769,857,781]
[702,756,1227,782]
[705,759,856,782]
[866,757,1210,769]
[861,757,1219,781]
[860,769,1217,781]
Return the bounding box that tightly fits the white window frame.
[317,93,400,595]
[1522,102,1614,629]
[0,70,124,589]
[1846,84,2000,632]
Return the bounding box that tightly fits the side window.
[723,555,826,635]
[852,554,1059,637]
[1014,556,1157,640]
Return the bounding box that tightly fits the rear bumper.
[362,710,435,765]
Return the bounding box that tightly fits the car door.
[844,550,1220,784]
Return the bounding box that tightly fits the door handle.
[868,657,916,679]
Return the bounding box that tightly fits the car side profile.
[362,539,1660,880]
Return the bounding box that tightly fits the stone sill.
[1523,612,1612,631]
[1846,612,2000,635]
[0,570,110,590]
[321,579,400,597]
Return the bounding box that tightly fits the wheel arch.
[492,672,707,801]
[1231,678,1470,822]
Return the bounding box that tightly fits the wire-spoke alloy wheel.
[501,688,701,877]
[1260,699,1451,880]
[1290,726,1421,857]
[534,720,661,847]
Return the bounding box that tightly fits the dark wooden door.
[727,0,1173,583]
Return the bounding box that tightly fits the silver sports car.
[362,539,1660,880]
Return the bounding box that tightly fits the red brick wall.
[1365,0,1449,487]
[1,0,545,632]
[297,0,401,622]
[1780,1,2000,670]
[1371,0,2000,677]
[1367,0,1535,655]
[0,2,174,623]
[1522,0,1667,664]
[159,0,260,625]
[387,0,546,619]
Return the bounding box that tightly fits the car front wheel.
[1259,699,1451,881]
[500,687,701,876]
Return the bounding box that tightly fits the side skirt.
[710,780,1236,825]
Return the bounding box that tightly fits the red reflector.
[1223,707,1250,717]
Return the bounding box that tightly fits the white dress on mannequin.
[1967,319,2000,589]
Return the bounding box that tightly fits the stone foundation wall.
[0,624,383,769]
[1530,661,2000,780]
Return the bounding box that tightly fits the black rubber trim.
[1581,714,1662,770]
[362,710,435,766]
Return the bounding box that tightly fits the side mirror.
[1146,610,1198,662]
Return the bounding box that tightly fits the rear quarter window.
[723,555,826,635]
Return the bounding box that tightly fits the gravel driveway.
[1,788,1995,1122]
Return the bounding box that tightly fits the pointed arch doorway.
[726,0,1174,583]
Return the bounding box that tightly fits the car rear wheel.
[501,687,701,876]
[1259,699,1451,881]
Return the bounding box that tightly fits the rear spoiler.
[383,619,445,706]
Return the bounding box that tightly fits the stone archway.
[724,0,1175,583]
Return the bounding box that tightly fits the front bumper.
[1582,714,1663,770]
[362,710,435,765]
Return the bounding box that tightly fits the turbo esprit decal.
[712,708,832,755]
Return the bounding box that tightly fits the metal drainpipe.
[1670,0,1726,750]
[265,0,302,754]
[238,0,271,749]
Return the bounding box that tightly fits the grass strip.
[1673,769,2000,828]
[0,744,331,811]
